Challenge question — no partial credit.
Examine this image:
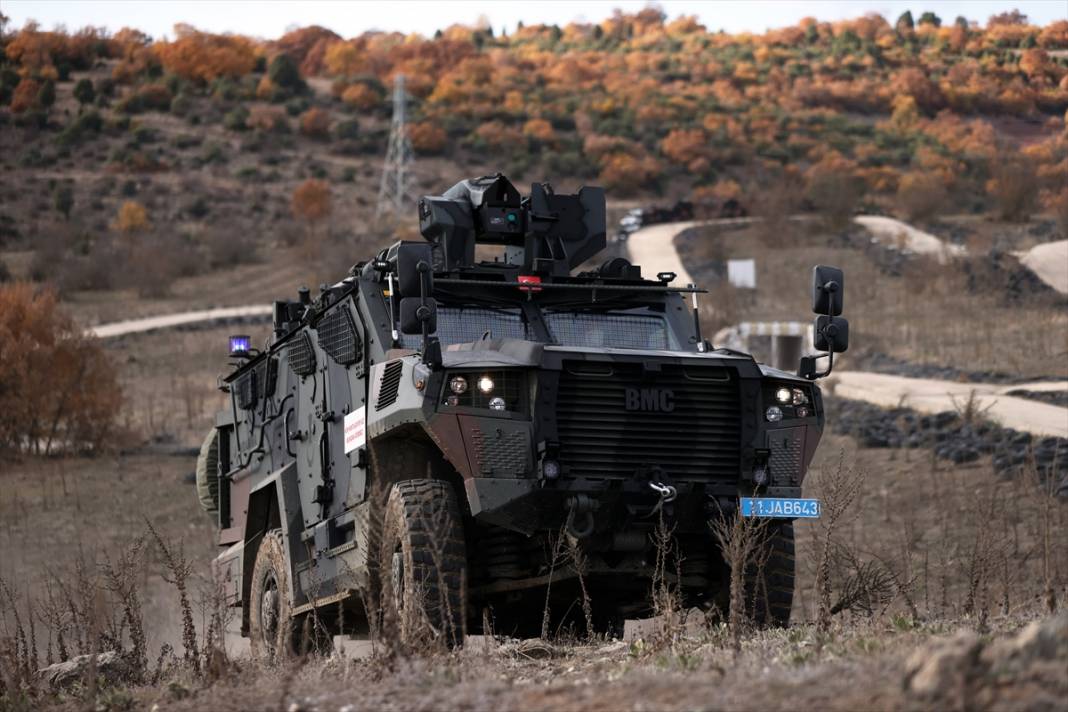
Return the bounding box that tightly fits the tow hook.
[645,481,677,518]
[565,494,599,539]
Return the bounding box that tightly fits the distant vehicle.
[196,173,849,655]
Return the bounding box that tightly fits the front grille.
[555,361,741,481]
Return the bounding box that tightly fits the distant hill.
[0,10,1065,290]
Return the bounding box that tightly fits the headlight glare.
[477,375,495,394]
[775,387,792,404]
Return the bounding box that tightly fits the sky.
[2,0,1065,40]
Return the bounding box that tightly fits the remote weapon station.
[197,174,849,654]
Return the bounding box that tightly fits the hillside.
[1,11,1066,293]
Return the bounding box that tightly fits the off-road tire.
[249,530,306,660]
[747,521,795,627]
[379,479,467,649]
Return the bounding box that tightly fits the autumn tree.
[0,283,122,455]
[291,179,331,223]
[299,107,331,138]
[153,24,257,84]
[986,155,1038,221]
[112,200,150,233]
[409,122,446,153]
[896,172,946,223]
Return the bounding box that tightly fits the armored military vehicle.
[197,174,848,655]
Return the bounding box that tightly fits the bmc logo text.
[624,387,675,413]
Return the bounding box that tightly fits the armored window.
[543,311,674,350]
[317,307,361,366]
[257,357,278,400]
[235,369,257,410]
[287,331,316,377]
[399,306,529,349]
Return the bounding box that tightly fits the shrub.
[299,107,330,138]
[267,53,305,92]
[53,183,74,220]
[291,178,331,222]
[36,79,56,110]
[73,78,95,108]
[334,118,360,141]
[409,122,447,154]
[0,282,122,455]
[10,77,41,113]
[112,200,150,233]
[247,105,287,133]
[896,172,947,223]
[986,157,1038,222]
[170,92,192,116]
[340,83,379,111]
[223,105,249,131]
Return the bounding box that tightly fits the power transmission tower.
[375,74,415,219]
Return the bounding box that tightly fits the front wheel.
[379,479,467,649]
[746,521,795,627]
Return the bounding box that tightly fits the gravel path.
[853,215,967,262]
[1017,239,1068,294]
[832,371,1068,439]
[88,304,272,339]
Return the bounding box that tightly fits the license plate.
[740,497,821,519]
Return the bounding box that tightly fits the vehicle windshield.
[399,305,679,350]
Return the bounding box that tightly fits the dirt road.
[88,304,272,339]
[1017,239,1068,294]
[832,371,1068,439]
[853,215,966,261]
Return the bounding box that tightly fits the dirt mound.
[904,613,1068,709]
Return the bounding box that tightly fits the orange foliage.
[598,152,661,196]
[248,105,288,132]
[112,201,150,233]
[341,83,379,110]
[409,122,447,154]
[0,283,122,455]
[154,24,257,84]
[291,179,332,222]
[299,107,331,138]
[522,118,555,143]
[9,77,40,113]
[660,128,707,166]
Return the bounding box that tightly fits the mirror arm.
[416,261,442,369]
[387,272,400,345]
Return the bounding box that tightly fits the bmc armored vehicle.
[197,174,848,655]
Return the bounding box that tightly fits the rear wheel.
[249,531,332,659]
[379,479,467,648]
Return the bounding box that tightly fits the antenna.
[375,74,416,219]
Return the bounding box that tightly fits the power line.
[375,74,415,219]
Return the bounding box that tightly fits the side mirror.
[396,242,435,298]
[812,265,844,316]
[400,297,436,335]
[814,315,849,353]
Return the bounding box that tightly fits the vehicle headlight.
[442,370,522,412]
[766,406,783,422]
[775,387,792,404]
[792,388,808,405]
